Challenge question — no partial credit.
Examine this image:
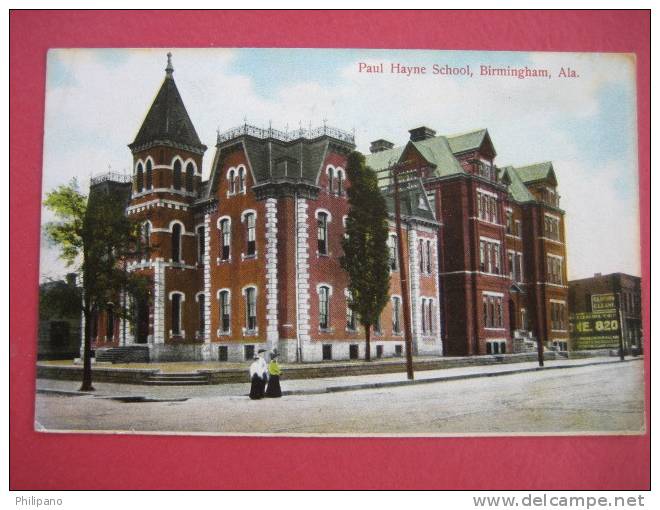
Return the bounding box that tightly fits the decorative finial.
[166,52,174,77]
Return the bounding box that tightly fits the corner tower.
[125,54,210,357]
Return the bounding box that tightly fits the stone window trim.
[242,285,258,335]
[194,291,206,340]
[315,209,332,257]
[216,215,232,263]
[317,283,333,332]
[241,209,258,259]
[217,288,232,336]
[325,165,346,195]
[168,291,185,339]
[169,220,186,265]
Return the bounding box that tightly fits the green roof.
[364,145,404,172]
[446,129,488,154]
[413,137,465,177]
[515,162,555,184]
[501,166,536,203]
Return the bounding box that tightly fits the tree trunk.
[365,323,371,361]
[80,306,94,391]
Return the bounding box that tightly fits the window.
[426,240,432,274]
[521,308,528,330]
[389,235,398,271]
[228,169,236,194]
[317,212,328,255]
[146,159,153,189]
[319,285,330,329]
[245,213,256,256]
[349,344,358,360]
[328,167,334,193]
[418,239,425,273]
[427,299,434,334]
[171,293,182,335]
[487,341,507,354]
[551,301,567,330]
[482,294,504,328]
[245,287,257,332]
[394,345,403,357]
[219,219,231,261]
[508,251,524,282]
[173,159,182,190]
[142,222,151,251]
[477,191,498,223]
[185,162,194,192]
[374,316,382,335]
[337,170,344,195]
[346,290,356,331]
[479,239,501,274]
[219,290,230,333]
[106,304,115,340]
[322,344,332,361]
[244,344,255,361]
[198,294,205,335]
[392,296,401,334]
[546,256,563,285]
[238,166,246,193]
[515,220,521,237]
[421,298,427,334]
[376,345,383,358]
[506,210,513,234]
[136,162,144,193]
[544,215,560,241]
[197,226,205,265]
[171,223,182,263]
[218,346,228,362]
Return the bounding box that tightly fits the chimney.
[408,126,436,142]
[369,139,395,154]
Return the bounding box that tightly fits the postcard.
[35,47,644,437]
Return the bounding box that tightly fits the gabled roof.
[515,161,557,186]
[446,128,495,156]
[130,70,206,152]
[500,166,536,203]
[383,178,437,224]
[412,137,466,177]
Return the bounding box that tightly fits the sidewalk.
[37,356,640,400]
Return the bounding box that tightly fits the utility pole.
[392,163,415,380]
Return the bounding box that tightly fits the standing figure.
[248,351,268,400]
[265,350,282,398]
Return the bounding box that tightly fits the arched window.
[245,213,256,256]
[185,162,194,192]
[245,287,257,331]
[142,221,151,252]
[219,218,231,260]
[173,159,182,190]
[136,162,144,193]
[336,169,344,195]
[328,167,334,193]
[238,167,246,192]
[318,286,330,329]
[106,304,115,340]
[392,296,401,334]
[196,225,205,265]
[389,235,398,271]
[426,240,432,274]
[171,293,183,335]
[317,212,328,255]
[228,169,236,194]
[145,159,153,189]
[219,290,231,333]
[171,223,182,263]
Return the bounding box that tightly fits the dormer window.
[238,166,246,193]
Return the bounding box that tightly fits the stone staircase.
[95,345,150,363]
[143,372,210,386]
[512,330,537,354]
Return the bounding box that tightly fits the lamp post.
[391,163,415,381]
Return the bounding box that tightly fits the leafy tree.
[341,151,391,361]
[43,179,150,390]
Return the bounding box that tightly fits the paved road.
[35,360,645,435]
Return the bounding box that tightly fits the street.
[35,360,645,435]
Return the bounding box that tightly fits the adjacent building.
[85,55,569,362]
[568,272,642,354]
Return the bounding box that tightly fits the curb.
[282,358,642,396]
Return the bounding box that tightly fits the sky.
[40,48,640,282]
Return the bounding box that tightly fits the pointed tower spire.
[165,52,174,78]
